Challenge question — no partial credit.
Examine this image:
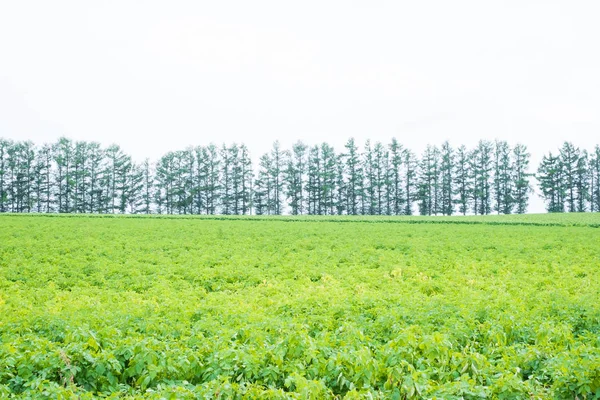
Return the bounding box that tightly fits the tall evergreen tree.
[0,139,11,212]
[125,162,145,213]
[239,144,253,215]
[154,152,175,214]
[417,145,437,216]
[493,140,513,214]
[284,141,307,215]
[440,141,454,216]
[334,154,346,215]
[223,143,251,215]
[32,145,46,212]
[512,144,531,214]
[454,145,471,215]
[371,142,388,215]
[387,138,405,215]
[306,145,321,215]
[269,141,287,215]
[5,143,17,212]
[431,147,442,215]
[140,158,154,214]
[383,147,392,215]
[72,141,89,213]
[53,137,74,213]
[590,145,600,212]
[537,152,565,213]
[9,141,36,213]
[220,144,234,215]
[253,153,272,215]
[342,138,363,215]
[180,149,196,214]
[319,143,337,215]
[470,140,493,215]
[105,144,133,214]
[203,144,221,215]
[402,148,417,215]
[81,142,104,213]
[574,150,589,212]
[39,144,54,212]
[559,142,581,212]
[362,140,377,215]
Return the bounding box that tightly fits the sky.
[1,1,599,213]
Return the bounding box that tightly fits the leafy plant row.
[1,216,599,398]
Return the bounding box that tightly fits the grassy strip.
[1,212,600,227]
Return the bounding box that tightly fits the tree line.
[537,142,600,213]
[0,137,598,215]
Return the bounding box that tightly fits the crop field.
[0,215,599,399]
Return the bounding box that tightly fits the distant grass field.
[1,214,599,398]
[6,211,600,226]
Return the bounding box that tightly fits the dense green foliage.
[1,214,599,398]
[0,137,535,216]
[537,143,600,213]
[3,136,600,216]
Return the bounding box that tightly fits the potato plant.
[0,214,599,398]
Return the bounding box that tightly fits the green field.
[1,215,599,399]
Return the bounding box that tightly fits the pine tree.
[559,142,580,212]
[239,144,253,215]
[574,150,589,212]
[219,144,251,215]
[38,144,54,212]
[53,137,74,213]
[440,141,454,216]
[334,154,346,215]
[180,149,195,214]
[471,140,493,215]
[220,144,234,215]
[402,148,417,215]
[363,140,377,215]
[253,153,271,215]
[342,138,363,215]
[23,142,36,213]
[5,143,17,212]
[226,144,244,215]
[125,162,145,213]
[454,145,471,215]
[537,153,565,213]
[431,147,442,215]
[105,144,133,214]
[9,141,36,213]
[0,139,11,213]
[155,152,175,214]
[140,158,153,214]
[387,138,405,215]
[269,141,287,215]
[203,144,221,215]
[590,145,600,212]
[493,140,513,214]
[319,143,337,215]
[372,142,388,215]
[32,146,46,212]
[285,141,307,215]
[191,147,204,214]
[307,145,321,215]
[383,148,392,215]
[72,141,89,213]
[512,144,531,214]
[83,142,104,213]
[418,145,437,216]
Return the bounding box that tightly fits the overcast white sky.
[1,1,599,212]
